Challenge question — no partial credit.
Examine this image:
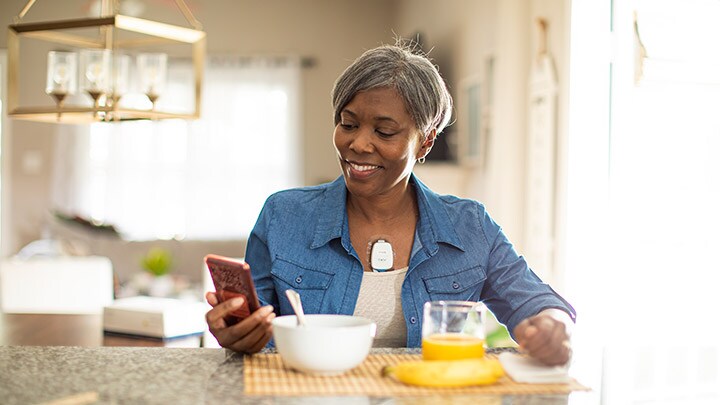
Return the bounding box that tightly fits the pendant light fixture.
[7,0,206,123]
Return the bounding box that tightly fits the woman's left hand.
[513,308,573,366]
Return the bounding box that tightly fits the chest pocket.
[271,259,334,315]
[422,266,486,302]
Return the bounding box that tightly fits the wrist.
[538,308,574,336]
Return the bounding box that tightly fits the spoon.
[285,289,307,327]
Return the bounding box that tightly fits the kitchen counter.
[0,346,598,404]
[0,312,202,347]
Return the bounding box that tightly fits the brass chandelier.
[7,0,206,123]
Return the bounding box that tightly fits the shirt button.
[295,276,302,284]
[410,317,417,324]
[452,281,460,289]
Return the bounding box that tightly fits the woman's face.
[333,86,429,199]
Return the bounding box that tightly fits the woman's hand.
[205,291,275,353]
[513,308,573,366]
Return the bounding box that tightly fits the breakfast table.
[0,345,598,405]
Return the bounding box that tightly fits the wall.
[0,50,9,260]
[0,0,572,286]
[531,0,572,289]
[0,0,396,257]
[396,0,571,285]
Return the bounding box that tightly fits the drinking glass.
[422,300,487,360]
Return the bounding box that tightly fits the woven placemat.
[244,353,590,396]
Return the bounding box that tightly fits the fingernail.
[231,297,245,306]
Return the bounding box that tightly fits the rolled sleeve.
[480,215,576,338]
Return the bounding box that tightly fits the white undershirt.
[352,267,408,348]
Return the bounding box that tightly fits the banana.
[382,357,505,388]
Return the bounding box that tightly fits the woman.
[206,43,575,366]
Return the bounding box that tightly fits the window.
[52,56,302,240]
[567,0,720,403]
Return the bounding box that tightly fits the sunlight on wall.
[564,2,612,400]
[609,0,720,342]
[567,1,720,404]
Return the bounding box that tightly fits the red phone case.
[204,254,261,325]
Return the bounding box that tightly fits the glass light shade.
[137,52,168,104]
[80,49,112,94]
[45,51,78,99]
[9,0,205,123]
[112,53,131,98]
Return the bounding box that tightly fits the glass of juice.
[422,301,487,360]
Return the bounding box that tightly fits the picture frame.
[457,76,483,167]
[457,57,494,168]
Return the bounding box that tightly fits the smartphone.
[204,254,261,325]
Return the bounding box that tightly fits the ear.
[417,129,437,160]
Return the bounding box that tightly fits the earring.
[418,157,426,164]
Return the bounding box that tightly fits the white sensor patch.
[370,239,393,271]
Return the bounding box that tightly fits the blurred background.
[1,1,719,403]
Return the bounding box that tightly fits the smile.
[348,162,380,172]
[343,159,382,179]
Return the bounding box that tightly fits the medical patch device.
[370,239,393,272]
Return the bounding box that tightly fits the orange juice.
[422,333,486,360]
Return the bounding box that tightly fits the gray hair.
[331,44,453,138]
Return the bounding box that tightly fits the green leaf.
[141,248,173,277]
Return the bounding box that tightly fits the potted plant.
[141,247,174,297]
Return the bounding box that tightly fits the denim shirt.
[247,174,576,347]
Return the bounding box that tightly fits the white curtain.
[52,55,302,240]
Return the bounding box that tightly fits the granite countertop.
[0,346,596,405]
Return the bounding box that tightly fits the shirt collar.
[310,176,347,249]
[412,174,465,253]
[311,174,465,252]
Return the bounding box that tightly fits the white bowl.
[272,314,377,375]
